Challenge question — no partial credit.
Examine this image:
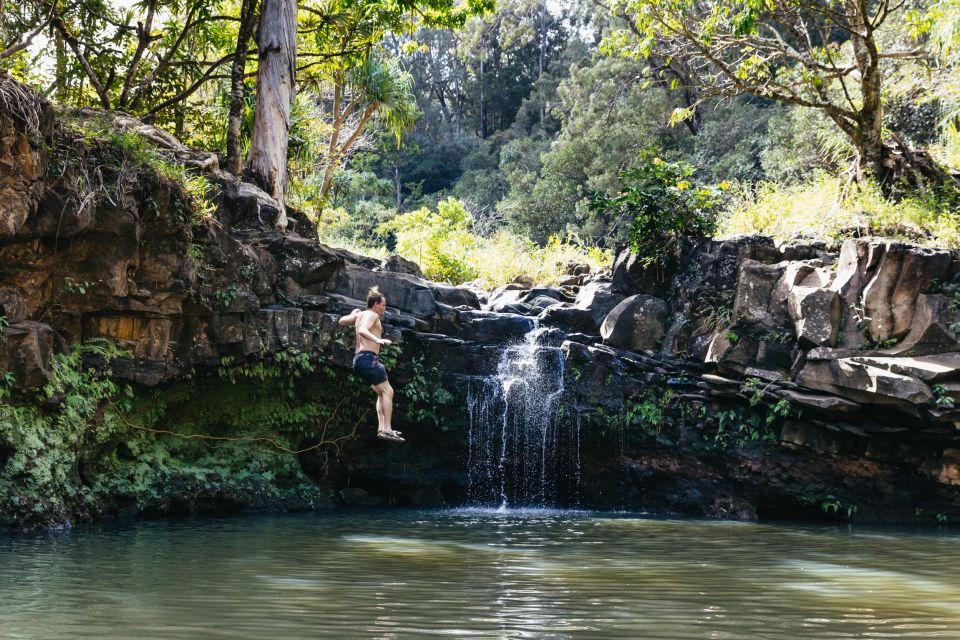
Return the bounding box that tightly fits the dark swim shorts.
[353,350,388,385]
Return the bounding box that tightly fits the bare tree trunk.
[538,0,546,128]
[319,79,345,204]
[226,0,259,175]
[479,53,486,139]
[394,161,402,209]
[245,0,297,229]
[454,71,462,136]
[319,105,374,202]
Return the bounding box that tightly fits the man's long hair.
[366,286,384,308]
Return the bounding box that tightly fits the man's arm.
[338,308,361,327]
[357,312,391,345]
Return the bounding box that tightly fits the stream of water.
[2,509,959,639]
[466,328,580,508]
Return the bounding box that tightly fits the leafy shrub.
[589,156,722,277]
[317,196,611,288]
[467,231,611,289]
[379,197,479,283]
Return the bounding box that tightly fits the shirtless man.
[338,286,405,442]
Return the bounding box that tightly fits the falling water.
[466,327,581,508]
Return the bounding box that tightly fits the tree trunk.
[538,0,546,128]
[226,0,259,175]
[848,0,884,180]
[479,53,487,139]
[54,28,68,102]
[394,161,402,209]
[319,105,374,202]
[454,71,462,135]
[318,80,345,205]
[245,0,297,229]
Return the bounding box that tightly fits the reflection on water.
[2,510,960,639]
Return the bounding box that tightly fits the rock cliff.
[2,74,960,529]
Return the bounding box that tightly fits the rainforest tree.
[603,0,931,180]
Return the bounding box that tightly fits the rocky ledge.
[2,74,960,529]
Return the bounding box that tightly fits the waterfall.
[465,327,581,508]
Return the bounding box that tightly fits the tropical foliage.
[3,0,959,275]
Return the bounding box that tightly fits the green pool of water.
[2,509,959,639]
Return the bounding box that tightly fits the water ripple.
[1,511,960,639]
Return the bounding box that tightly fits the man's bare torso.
[355,310,383,354]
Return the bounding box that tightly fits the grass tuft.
[718,172,960,249]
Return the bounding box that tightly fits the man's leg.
[372,380,394,433]
[372,385,385,432]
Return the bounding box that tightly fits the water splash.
[466,327,580,508]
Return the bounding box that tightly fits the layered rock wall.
[2,74,960,528]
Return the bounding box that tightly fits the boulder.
[732,259,789,329]
[787,287,840,348]
[512,274,534,288]
[487,286,527,313]
[830,238,953,348]
[458,311,534,343]
[778,389,861,413]
[208,314,245,345]
[796,358,935,407]
[331,262,438,318]
[226,181,285,229]
[497,302,535,316]
[778,240,832,262]
[538,306,598,334]
[430,283,481,309]
[611,248,663,295]
[522,286,569,304]
[573,281,625,330]
[566,261,591,276]
[860,241,951,342]
[600,294,669,352]
[828,238,871,349]
[882,294,959,357]
[253,307,304,351]
[270,232,343,289]
[379,254,424,278]
[846,353,960,382]
[526,296,563,311]
[706,330,794,375]
[704,331,734,364]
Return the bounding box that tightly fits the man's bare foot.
[377,430,405,443]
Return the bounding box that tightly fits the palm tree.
[318,54,417,203]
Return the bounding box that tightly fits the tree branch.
[53,16,111,108]
[146,53,235,115]
[117,0,158,108]
[0,1,56,61]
